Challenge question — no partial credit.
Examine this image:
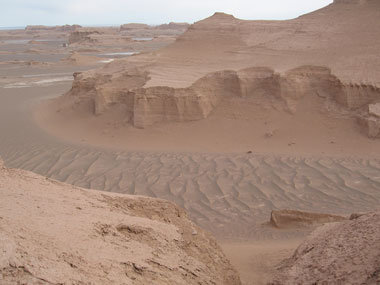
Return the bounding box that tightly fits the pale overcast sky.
[0,0,333,27]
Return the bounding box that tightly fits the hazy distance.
[1,0,333,27]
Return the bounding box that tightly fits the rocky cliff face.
[65,65,380,133]
[0,162,241,284]
[271,210,380,284]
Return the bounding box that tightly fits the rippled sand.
[3,143,380,239]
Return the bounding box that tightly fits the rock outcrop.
[120,23,189,32]
[156,22,190,30]
[25,25,81,32]
[0,162,241,284]
[120,23,151,31]
[269,209,347,229]
[68,30,101,45]
[65,65,380,129]
[271,210,380,284]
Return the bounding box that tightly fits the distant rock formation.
[25,25,81,32]
[0,161,241,285]
[120,23,151,31]
[119,22,189,32]
[68,30,101,45]
[271,210,380,284]
[156,22,190,30]
[269,209,347,229]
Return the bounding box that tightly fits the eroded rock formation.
[68,30,101,45]
[156,22,190,30]
[120,23,151,31]
[0,162,241,285]
[50,0,380,138]
[269,209,347,229]
[271,210,380,284]
[65,65,380,131]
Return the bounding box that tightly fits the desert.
[1,0,380,284]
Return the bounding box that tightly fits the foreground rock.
[0,163,240,284]
[269,209,347,229]
[271,210,380,284]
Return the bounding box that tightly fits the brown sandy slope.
[0,159,240,285]
[271,210,380,284]
[37,0,380,155]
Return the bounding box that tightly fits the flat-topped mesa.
[120,23,151,31]
[189,12,239,29]
[208,12,237,20]
[25,25,82,32]
[176,12,243,49]
[155,22,190,30]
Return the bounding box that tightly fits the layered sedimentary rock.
[271,210,380,284]
[0,161,241,285]
[269,210,347,229]
[66,65,380,130]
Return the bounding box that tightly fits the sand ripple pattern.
[2,142,380,238]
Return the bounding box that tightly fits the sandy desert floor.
[1,11,380,283]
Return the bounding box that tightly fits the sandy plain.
[1,2,380,283]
